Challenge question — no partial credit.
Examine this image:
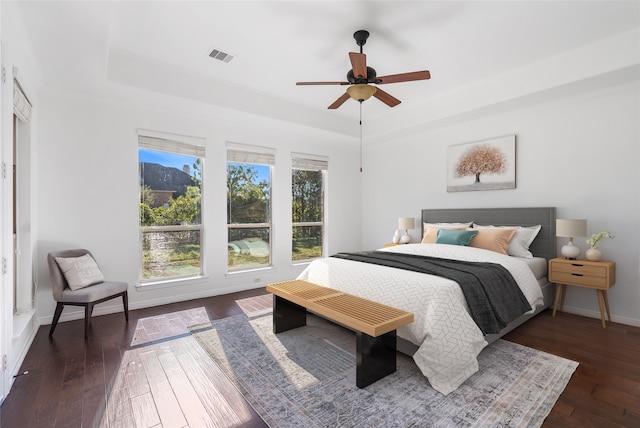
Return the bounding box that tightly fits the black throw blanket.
[331,251,532,335]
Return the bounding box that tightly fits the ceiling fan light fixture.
[346,84,377,102]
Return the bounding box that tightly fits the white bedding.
[519,256,548,280]
[297,243,544,395]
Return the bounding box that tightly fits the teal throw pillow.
[435,229,478,246]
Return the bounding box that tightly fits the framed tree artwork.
[447,135,516,192]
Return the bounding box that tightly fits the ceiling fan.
[296,30,431,109]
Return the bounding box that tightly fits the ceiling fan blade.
[373,88,401,107]
[328,92,351,109]
[376,70,431,84]
[296,81,349,86]
[349,52,367,79]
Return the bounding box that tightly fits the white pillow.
[472,224,541,258]
[421,222,473,244]
[424,222,473,228]
[55,254,105,290]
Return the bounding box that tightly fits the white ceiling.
[13,1,640,137]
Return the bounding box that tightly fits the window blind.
[227,142,275,166]
[138,131,206,157]
[291,153,328,171]
[13,78,32,123]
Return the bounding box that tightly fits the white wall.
[361,82,640,325]
[1,1,43,401]
[34,86,362,323]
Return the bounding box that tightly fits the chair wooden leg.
[49,303,64,337]
[122,291,129,322]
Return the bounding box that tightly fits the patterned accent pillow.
[55,254,105,290]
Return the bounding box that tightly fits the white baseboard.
[7,312,39,398]
[38,283,264,325]
[560,305,640,328]
[37,288,640,330]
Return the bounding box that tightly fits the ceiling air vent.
[209,49,234,63]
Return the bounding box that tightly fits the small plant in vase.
[585,231,614,261]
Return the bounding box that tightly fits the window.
[138,132,205,283]
[227,144,274,271]
[292,154,327,262]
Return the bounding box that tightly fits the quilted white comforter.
[297,243,544,395]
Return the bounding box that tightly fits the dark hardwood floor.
[1,288,639,427]
[0,289,272,428]
[504,309,640,427]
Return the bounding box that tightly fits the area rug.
[190,310,577,427]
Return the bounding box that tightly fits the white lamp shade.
[398,217,415,231]
[556,219,587,238]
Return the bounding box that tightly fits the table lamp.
[556,219,587,259]
[398,217,415,244]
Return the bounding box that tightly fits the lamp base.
[399,233,411,244]
[561,243,581,259]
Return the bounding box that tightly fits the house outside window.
[292,153,327,262]
[138,132,205,283]
[227,143,274,271]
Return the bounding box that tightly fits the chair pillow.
[55,254,105,290]
[435,229,478,246]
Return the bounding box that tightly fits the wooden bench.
[266,279,414,388]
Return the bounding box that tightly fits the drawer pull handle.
[571,263,584,267]
[571,273,583,277]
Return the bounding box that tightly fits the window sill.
[136,275,210,291]
[291,261,313,268]
[225,266,277,279]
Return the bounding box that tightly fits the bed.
[297,207,556,395]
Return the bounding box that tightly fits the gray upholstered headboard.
[421,207,556,260]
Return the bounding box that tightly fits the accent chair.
[47,249,129,339]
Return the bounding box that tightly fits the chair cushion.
[55,254,105,290]
[60,280,128,303]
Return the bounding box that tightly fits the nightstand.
[383,243,401,247]
[549,257,616,328]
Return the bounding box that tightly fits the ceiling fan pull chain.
[359,102,363,173]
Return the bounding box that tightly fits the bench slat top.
[267,279,414,336]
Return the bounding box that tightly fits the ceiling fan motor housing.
[347,67,377,83]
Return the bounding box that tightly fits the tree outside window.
[227,146,273,271]
[139,135,205,282]
[292,155,327,262]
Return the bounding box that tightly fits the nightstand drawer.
[549,270,608,288]
[550,261,607,277]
